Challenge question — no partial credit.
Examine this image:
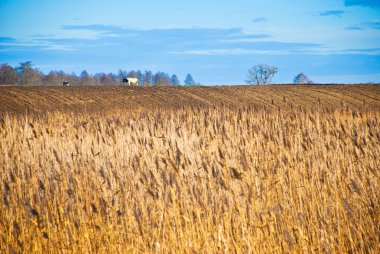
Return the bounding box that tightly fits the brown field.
[0,85,379,253]
[1,84,380,114]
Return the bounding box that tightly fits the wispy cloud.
[221,33,271,43]
[0,26,273,54]
[344,0,380,8]
[61,25,258,41]
[319,10,345,17]
[30,34,60,38]
[252,17,268,23]
[0,36,75,52]
[1,23,378,67]
[365,20,380,29]
[172,49,303,56]
[3,24,378,57]
[342,48,380,54]
[61,24,127,35]
[171,41,321,56]
[0,37,16,42]
[345,19,380,30]
[345,25,364,30]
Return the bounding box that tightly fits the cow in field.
[63,80,69,86]
[122,78,139,86]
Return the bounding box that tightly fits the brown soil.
[1,85,379,114]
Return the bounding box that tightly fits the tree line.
[0,62,198,86]
[1,61,316,86]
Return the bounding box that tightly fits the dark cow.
[63,80,69,86]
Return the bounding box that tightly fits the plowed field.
[1,84,380,114]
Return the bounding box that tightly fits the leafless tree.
[143,71,153,86]
[154,72,171,86]
[80,70,93,86]
[0,64,18,85]
[17,61,43,85]
[246,64,278,85]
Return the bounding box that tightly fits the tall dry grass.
[0,106,379,253]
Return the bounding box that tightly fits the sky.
[0,0,380,85]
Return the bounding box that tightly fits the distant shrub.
[293,73,313,84]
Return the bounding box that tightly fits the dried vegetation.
[0,86,379,253]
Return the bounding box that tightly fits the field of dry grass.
[0,85,379,253]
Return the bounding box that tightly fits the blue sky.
[0,0,379,84]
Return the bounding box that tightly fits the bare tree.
[246,64,278,85]
[154,72,170,86]
[127,70,137,78]
[293,73,312,84]
[94,72,116,86]
[17,61,43,85]
[136,70,144,86]
[118,69,128,83]
[0,64,18,85]
[143,70,153,86]
[44,71,60,86]
[80,70,92,86]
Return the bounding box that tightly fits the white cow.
[122,78,139,86]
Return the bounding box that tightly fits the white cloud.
[0,39,75,51]
[171,48,292,56]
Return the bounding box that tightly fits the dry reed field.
[0,85,379,253]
